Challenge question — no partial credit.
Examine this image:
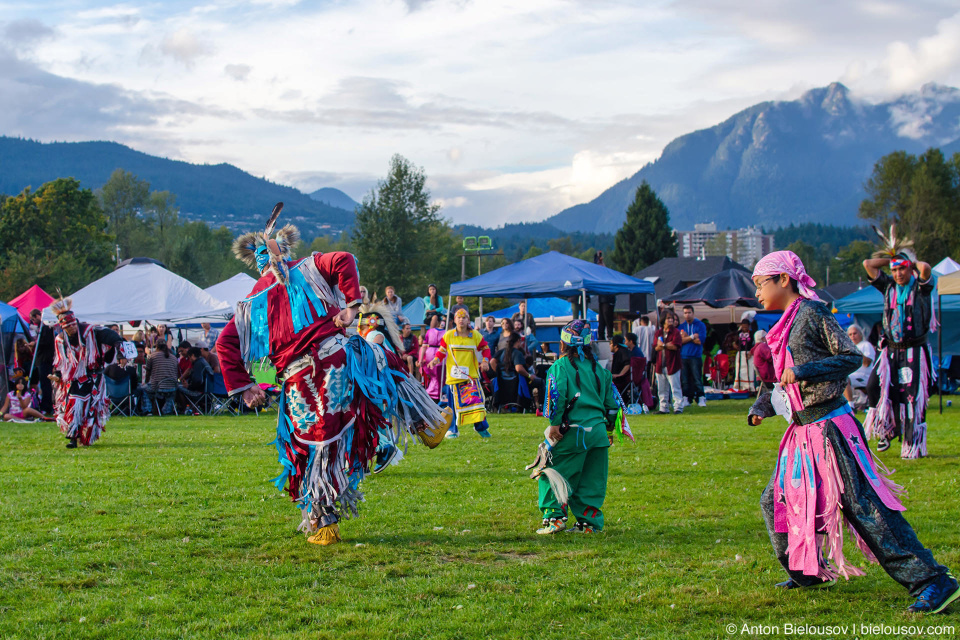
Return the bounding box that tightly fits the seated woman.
[2,377,53,422]
[493,333,543,410]
[422,284,447,318]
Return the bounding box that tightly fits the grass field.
[1,400,958,639]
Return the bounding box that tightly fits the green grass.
[1,401,958,639]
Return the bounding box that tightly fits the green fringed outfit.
[540,355,618,530]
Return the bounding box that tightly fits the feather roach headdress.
[358,301,403,354]
[50,290,77,326]
[872,223,917,266]
[232,202,301,284]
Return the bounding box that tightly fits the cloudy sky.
[2,0,960,225]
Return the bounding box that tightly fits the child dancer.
[748,250,957,614]
[529,320,627,534]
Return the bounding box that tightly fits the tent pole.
[939,293,943,415]
[447,293,453,328]
[477,255,483,322]
[581,289,587,321]
[0,327,7,398]
[523,297,528,334]
[27,329,39,384]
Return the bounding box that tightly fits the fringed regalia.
[863,272,936,459]
[751,297,949,589]
[217,205,448,539]
[50,313,122,447]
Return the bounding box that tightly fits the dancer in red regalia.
[216,204,450,546]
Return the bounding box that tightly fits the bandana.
[57,311,77,327]
[560,319,591,361]
[890,254,912,270]
[454,308,470,320]
[752,250,821,302]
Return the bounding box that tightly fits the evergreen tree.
[352,155,460,300]
[610,181,677,274]
[859,148,960,263]
[0,178,114,298]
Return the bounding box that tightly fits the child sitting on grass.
[2,377,53,422]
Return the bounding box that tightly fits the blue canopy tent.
[0,301,30,396]
[450,251,653,352]
[449,251,655,299]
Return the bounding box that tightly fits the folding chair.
[182,371,215,415]
[211,373,241,416]
[152,376,179,416]
[105,374,135,417]
[493,373,524,414]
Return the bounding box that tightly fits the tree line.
[2,145,955,307]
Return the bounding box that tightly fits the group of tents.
[4,251,960,396]
[0,260,258,395]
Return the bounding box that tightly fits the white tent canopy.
[203,273,257,310]
[44,262,233,325]
[933,257,960,276]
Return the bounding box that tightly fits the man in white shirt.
[631,315,655,360]
[844,325,876,407]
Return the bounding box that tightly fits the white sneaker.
[680,398,690,409]
[698,397,707,408]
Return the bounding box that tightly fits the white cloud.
[224,63,251,81]
[159,28,213,67]
[2,0,960,229]
[881,11,960,92]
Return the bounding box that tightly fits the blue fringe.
[269,392,299,492]
[249,289,271,361]
[287,267,326,333]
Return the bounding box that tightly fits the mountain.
[309,187,359,212]
[0,137,354,237]
[546,82,960,234]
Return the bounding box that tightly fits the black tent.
[662,269,761,308]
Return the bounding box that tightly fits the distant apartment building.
[676,222,774,267]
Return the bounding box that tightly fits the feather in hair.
[871,223,916,260]
[264,202,283,236]
[49,295,73,316]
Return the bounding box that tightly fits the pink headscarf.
[752,250,821,302]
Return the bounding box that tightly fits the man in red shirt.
[216,204,449,546]
[654,311,684,414]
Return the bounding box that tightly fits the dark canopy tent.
[449,251,655,299]
[661,269,762,308]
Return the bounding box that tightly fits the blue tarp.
[401,297,428,327]
[488,297,598,321]
[833,286,960,356]
[449,251,655,298]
